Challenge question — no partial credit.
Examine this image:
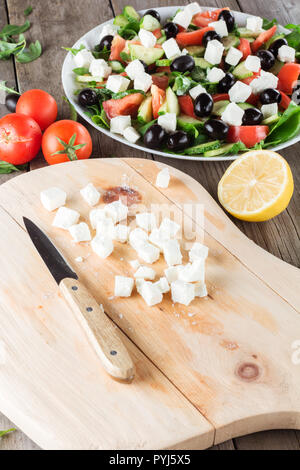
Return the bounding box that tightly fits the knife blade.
[23,217,135,381]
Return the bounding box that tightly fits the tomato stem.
[52,133,86,161]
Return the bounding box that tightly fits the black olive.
[202,30,221,47]
[170,55,195,73]
[204,119,229,140]
[269,38,288,58]
[78,88,98,107]
[218,73,236,93]
[163,22,179,39]
[218,10,235,32]
[144,124,167,149]
[98,35,114,51]
[143,9,161,22]
[256,50,275,71]
[167,131,190,151]
[242,108,263,126]
[5,93,20,113]
[145,62,157,74]
[194,93,214,117]
[292,84,300,104]
[260,88,282,105]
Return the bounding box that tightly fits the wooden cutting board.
[0,158,299,450]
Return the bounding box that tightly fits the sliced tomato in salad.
[193,7,230,27]
[152,74,169,90]
[238,38,251,60]
[156,66,171,74]
[151,85,166,119]
[178,95,198,119]
[213,93,229,102]
[278,63,300,94]
[279,91,291,110]
[109,35,126,61]
[227,126,269,148]
[103,93,145,119]
[176,26,214,47]
[152,28,162,39]
[251,25,277,53]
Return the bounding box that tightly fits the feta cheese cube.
[162,38,181,59]
[134,266,156,280]
[261,103,278,118]
[173,10,193,30]
[106,75,130,93]
[189,83,206,100]
[246,16,263,32]
[114,276,134,297]
[53,207,80,230]
[74,49,94,68]
[110,115,131,134]
[96,217,116,239]
[221,102,245,126]
[178,259,205,283]
[189,242,209,262]
[171,280,195,306]
[163,239,182,266]
[139,281,163,306]
[137,242,160,264]
[114,223,130,243]
[164,265,183,283]
[185,2,202,16]
[89,59,112,79]
[194,282,208,298]
[134,72,153,93]
[80,183,100,207]
[159,218,181,239]
[40,187,66,212]
[129,228,148,249]
[209,20,228,38]
[99,24,118,42]
[149,228,166,252]
[250,71,278,95]
[136,278,146,294]
[158,113,177,133]
[123,126,140,144]
[229,81,252,103]
[125,59,145,80]
[91,234,114,259]
[138,29,157,48]
[90,208,107,229]
[105,199,128,224]
[156,168,170,188]
[129,259,140,270]
[69,222,91,242]
[245,55,261,73]
[225,46,243,66]
[206,67,226,83]
[278,45,295,63]
[136,212,157,232]
[154,277,170,294]
[204,39,224,65]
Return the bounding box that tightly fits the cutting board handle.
[60,278,135,382]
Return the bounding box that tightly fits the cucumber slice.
[156,59,172,67]
[222,35,240,50]
[177,114,204,134]
[203,143,239,158]
[269,60,284,75]
[262,114,280,125]
[108,60,125,73]
[238,102,255,110]
[139,14,160,31]
[212,100,230,116]
[166,86,180,115]
[113,14,129,28]
[76,75,102,83]
[194,57,212,69]
[123,5,140,21]
[237,27,262,38]
[157,32,167,45]
[184,140,220,155]
[232,60,253,79]
[138,96,153,124]
[129,44,164,65]
[265,33,285,49]
[185,45,205,57]
[158,100,168,115]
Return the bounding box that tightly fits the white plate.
[62,6,296,161]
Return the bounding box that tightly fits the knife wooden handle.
[60,278,135,381]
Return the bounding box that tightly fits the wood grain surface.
[0,0,299,451]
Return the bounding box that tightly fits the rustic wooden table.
[0,0,299,451]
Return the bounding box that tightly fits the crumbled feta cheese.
[156,168,170,188]
[69,222,91,243]
[194,282,208,298]
[162,38,181,59]
[105,199,128,224]
[178,259,205,283]
[91,234,114,259]
[125,59,145,80]
[114,223,130,243]
[189,83,206,100]
[110,115,131,134]
[261,103,278,118]
[53,207,80,230]
[74,49,94,68]
[163,239,182,266]
[99,24,118,42]
[204,39,224,65]
[164,265,183,283]
[148,228,166,251]
[189,242,209,262]
[139,281,163,306]
[80,183,100,207]
[171,280,195,306]
[173,10,193,29]
[136,242,160,264]
[245,55,261,73]
[96,217,116,239]
[158,112,177,133]
[129,259,140,270]
[225,46,243,66]
[206,67,226,83]
[154,277,170,294]
[246,16,263,32]
[90,208,107,229]
[134,266,156,280]
[185,2,202,16]
[134,72,153,93]
[221,102,245,126]
[40,187,66,212]
[229,81,252,103]
[209,20,228,38]
[75,256,83,263]
[123,126,140,144]
[89,59,112,79]
[278,45,296,63]
[159,218,181,239]
[129,228,149,249]
[136,212,157,232]
[138,29,157,48]
[114,276,134,297]
[106,75,130,93]
[136,278,146,294]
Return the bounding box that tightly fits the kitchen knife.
[23,217,135,382]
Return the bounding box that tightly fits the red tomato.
[178,95,198,119]
[247,94,260,106]
[156,66,171,74]
[151,85,166,119]
[227,126,269,148]
[278,63,300,94]
[251,25,277,53]
[193,7,230,27]
[16,89,57,131]
[279,91,291,110]
[176,26,214,47]
[109,35,126,61]
[42,120,92,165]
[103,93,144,119]
[213,93,229,102]
[241,73,260,85]
[152,74,169,90]
[152,28,162,39]
[238,38,251,60]
[0,113,42,165]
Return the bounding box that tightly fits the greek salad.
[67,3,300,158]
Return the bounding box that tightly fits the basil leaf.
[72,67,89,75]
[173,75,193,96]
[0,20,30,39]
[265,102,300,143]
[16,40,42,63]
[263,18,278,30]
[0,161,26,174]
[62,44,85,56]
[0,81,20,95]
[120,51,130,62]
[93,45,110,61]
[111,89,145,100]
[0,34,26,60]
[24,6,33,16]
